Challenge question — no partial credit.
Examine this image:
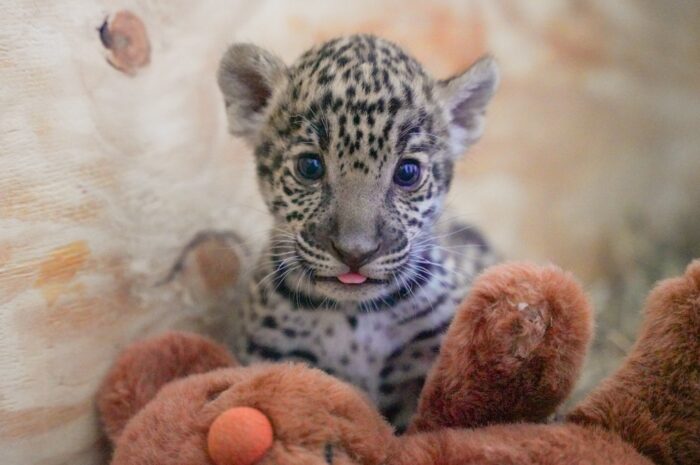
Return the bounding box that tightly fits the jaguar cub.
[217,34,498,427]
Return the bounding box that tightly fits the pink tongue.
[337,272,367,284]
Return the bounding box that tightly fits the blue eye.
[393,159,421,188]
[296,154,324,181]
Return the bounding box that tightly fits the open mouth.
[314,273,388,286]
[336,272,367,284]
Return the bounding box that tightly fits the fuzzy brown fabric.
[568,259,700,465]
[97,331,237,441]
[97,261,699,465]
[393,423,650,465]
[410,262,592,432]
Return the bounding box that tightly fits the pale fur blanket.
[1,1,699,464]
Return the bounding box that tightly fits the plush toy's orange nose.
[207,406,274,465]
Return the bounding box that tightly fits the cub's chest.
[247,296,424,364]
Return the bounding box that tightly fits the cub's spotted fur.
[218,35,498,427]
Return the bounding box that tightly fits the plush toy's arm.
[568,260,700,465]
[410,263,592,433]
[97,331,237,441]
[393,422,653,465]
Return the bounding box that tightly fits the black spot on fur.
[262,316,278,329]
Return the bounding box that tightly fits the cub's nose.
[331,239,380,271]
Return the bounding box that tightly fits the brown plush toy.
[98,262,700,465]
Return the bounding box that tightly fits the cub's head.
[218,35,498,303]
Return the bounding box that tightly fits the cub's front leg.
[378,337,444,430]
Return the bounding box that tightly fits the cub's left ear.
[437,56,500,156]
[217,43,288,145]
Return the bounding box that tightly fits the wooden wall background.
[1,1,698,463]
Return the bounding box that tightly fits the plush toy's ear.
[217,43,288,144]
[437,56,499,157]
[97,331,237,442]
[410,262,592,433]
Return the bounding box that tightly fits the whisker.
[256,256,296,288]
[414,257,466,282]
[271,263,301,294]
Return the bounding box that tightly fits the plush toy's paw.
[460,262,592,372]
[98,331,236,442]
[471,284,550,363]
[411,262,592,432]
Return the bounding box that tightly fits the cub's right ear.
[97,331,237,442]
[217,43,288,144]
